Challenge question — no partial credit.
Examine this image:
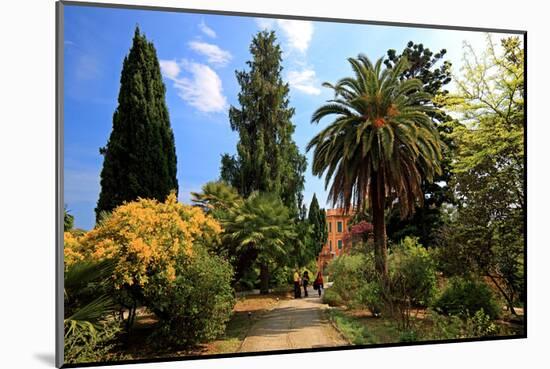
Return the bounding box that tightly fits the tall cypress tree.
[220,30,306,214]
[307,193,327,256]
[96,27,178,221]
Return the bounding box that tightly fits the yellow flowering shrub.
[64,231,86,267]
[78,193,222,289]
[63,193,234,348]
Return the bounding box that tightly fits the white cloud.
[287,68,321,95]
[276,20,314,53]
[198,20,216,38]
[255,18,275,30]
[188,41,232,67]
[160,59,227,113]
[255,18,314,53]
[159,59,180,79]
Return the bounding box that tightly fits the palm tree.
[223,192,296,294]
[307,55,442,278]
[64,260,118,362]
[191,181,243,218]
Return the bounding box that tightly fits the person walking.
[293,269,301,298]
[302,270,310,297]
[313,271,324,297]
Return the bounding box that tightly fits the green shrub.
[148,246,235,347]
[464,308,499,337]
[424,309,500,340]
[327,253,377,308]
[398,329,419,342]
[434,277,500,319]
[64,321,122,364]
[356,281,383,315]
[270,266,291,288]
[379,237,437,328]
[424,310,464,340]
[323,288,344,307]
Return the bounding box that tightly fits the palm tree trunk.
[371,172,388,279]
[259,262,269,294]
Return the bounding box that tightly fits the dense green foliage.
[307,193,328,256]
[323,288,345,307]
[64,260,121,364]
[436,36,525,313]
[327,254,372,308]
[384,41,456,247]
[148,246,235,347]
[373,237,437,328]
[308,55,443,277]
[220,30,306,214]
[434,277,500,319]
[96,27,178,221]
[222,192,296,294]
[424,308,499,340]
[327,237,436,328]
[193,182,302,292]
[217,30,314,291]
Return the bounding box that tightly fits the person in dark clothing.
[302,271,310,297]
[313,271,324,297]
[293,269,301,298]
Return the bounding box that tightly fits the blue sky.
[63,4,514,230]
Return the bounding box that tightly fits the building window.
[328,221,332,233]
[338,239,343,249]
[329,240,332,251]
[337,221,343,233]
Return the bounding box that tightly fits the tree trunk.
[371,172,388,279]
[488,274,517,316]
[259,262,270,294]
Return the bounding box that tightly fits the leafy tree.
[308,56,443,278]
[307,193,328,256]
[220,30,306,214]
[96,26,178,221]
[384,41,455,247]
[437,36,525,313]
[222,192,296,294]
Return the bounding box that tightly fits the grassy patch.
[206,312,253,354]
[327,309,403,345]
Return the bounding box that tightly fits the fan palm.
[191,181,243,215]
[307,55,442,277]
[222,192,295,294]
[64,259,117,360]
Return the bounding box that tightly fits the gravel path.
[238,288,347,353]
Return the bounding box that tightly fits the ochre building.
[317,208,353,271]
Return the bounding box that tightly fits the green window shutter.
[338,239,343,249]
